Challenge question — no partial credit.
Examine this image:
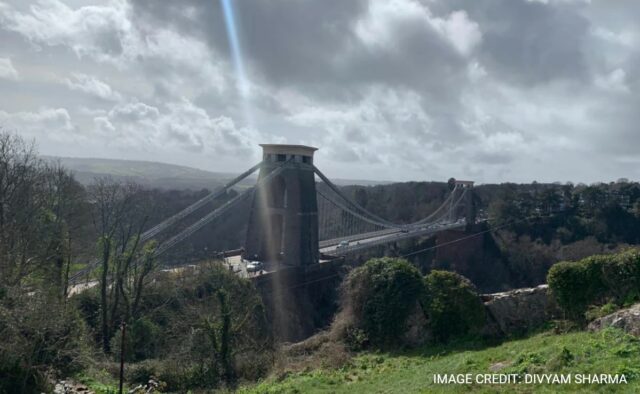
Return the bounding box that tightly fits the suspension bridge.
[69,144,476,286]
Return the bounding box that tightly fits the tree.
[487,187,522,227]
[40,162,88,299]
[89,178,155,352]
[0,132,87,290]
[539,188,561,214]
[158,263,270,389]
[580,185,606,217]
[200,290,235,384]
[0,132,46,285]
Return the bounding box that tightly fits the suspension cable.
[153,165,286,257]
[69,161,262,284]
[315,165,466,229]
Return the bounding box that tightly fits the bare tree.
[88,178,156,352]
[0,132,87,291]
[0,132,45,285]
[40,162,89,298]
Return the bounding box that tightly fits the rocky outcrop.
[482,284,561,337]
[588,303,640,336]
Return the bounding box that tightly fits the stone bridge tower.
[455,180,476,225]
[244,144,319,267]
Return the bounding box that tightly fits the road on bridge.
[320,219,467,255]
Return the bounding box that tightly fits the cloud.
[594,68,630,93]
[93,98,259,156]
[0,0,225,92]
[1,0,640,182]
[0,107,74,137]
[64,73,122,100]
[355,1,481,56]
[0,0,131,64]
[0,57,18,79]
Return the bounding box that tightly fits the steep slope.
[242,329,639,393]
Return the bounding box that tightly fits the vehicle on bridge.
[336,240,350,249]
[246,261,264,273]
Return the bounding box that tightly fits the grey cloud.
[472,151,515,165]
[435,0,591,85]
[1,0,640,183]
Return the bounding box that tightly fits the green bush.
[600,249,640,304]
[548,249,640,320]
[547,258,604,319]
[585,302,619,321]
[110,317,162,362]
[341,257,424,347]
[72,289,101,344]
[126,358,207,392]
[421,270,485,342]
[0,289,91,393]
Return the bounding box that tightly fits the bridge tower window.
[276,154,287,162]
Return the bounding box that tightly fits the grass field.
[241,328,640,393]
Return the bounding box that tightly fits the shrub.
[547,258,605,319]
[72,289,101,344]
[548,249,640,320]
[585,302,618,321]
[0,288,91,393]
[339,257,424,347]
[110,317,162,362]
[421,270,485,342]
[600,249,640,304]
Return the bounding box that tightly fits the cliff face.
[432,225,512,293]
[410,225,634,293]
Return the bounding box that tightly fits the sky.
[0,0,639,184]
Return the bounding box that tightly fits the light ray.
[220,0,254,127]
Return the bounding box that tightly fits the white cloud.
[0,57,18,79]
[0,0,132,64]
[0,0,225,91]
[64,73,122,100]
[285,86,435,170]
[354,0,481,56]
[0,107,74,137]
[94,99,259,156]
[432,10,482,56]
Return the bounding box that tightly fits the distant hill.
[43,156,246,191]
[43,156,390,190]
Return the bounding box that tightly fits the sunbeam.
[220,0,254,128]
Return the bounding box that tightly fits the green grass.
[241,328,640,393]
[75,368,125,394]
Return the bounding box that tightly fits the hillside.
[243,328,639,393]
[42,156,245,191]
[43,156,390,190]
